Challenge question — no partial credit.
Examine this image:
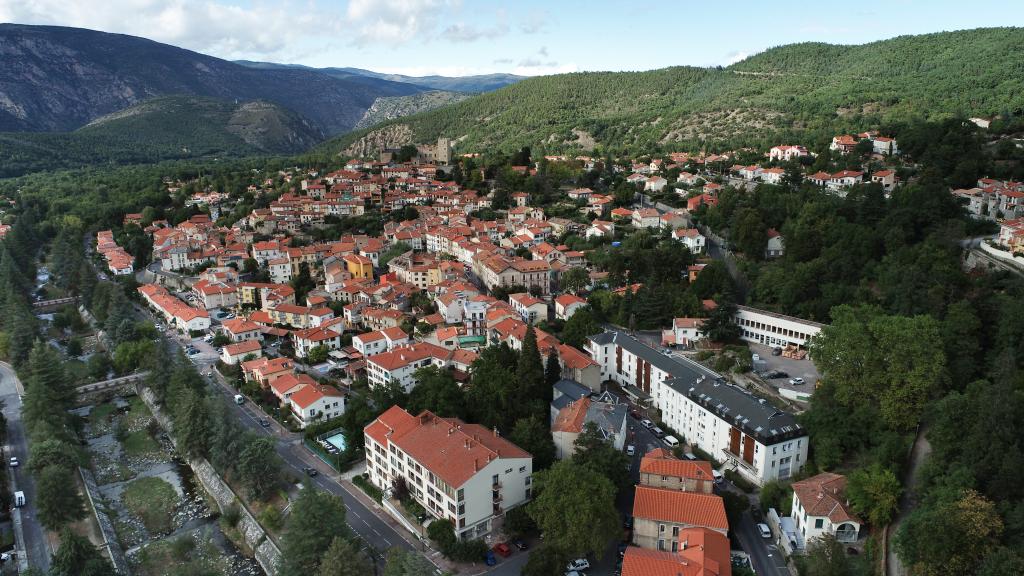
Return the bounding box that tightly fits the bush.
[222,503,241,528]
[760,480,792,513]
[695,350,715,361]
[258,506,283,532]
[713,354,736,373]
[352,474,382,503]
[725,469,758,493]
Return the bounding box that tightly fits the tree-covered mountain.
[0,24,424,135]
[234,61,524,93]
[0,96,321,177]
[321,28,1024,158]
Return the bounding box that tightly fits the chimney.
[493,426,499,437]
[681,538,688,550]
[473,459,479,472]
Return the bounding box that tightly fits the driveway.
[0,362,50,573]
[749,343,820,394]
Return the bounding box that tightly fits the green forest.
[321,27,1024,158]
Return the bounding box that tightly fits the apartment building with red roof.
[364,407,533,540]
[622,527,731,576]
[638,448,715,493]
[632,486,729,549]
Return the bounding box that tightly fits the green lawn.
[123,477,178,534]
[122,430,160,457]
[89,403,116,425]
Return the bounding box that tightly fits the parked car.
[625,445,636,457]
[629,409,641,420]
[651,427,665,438]
[757,523,772,539]
[640,419,654,429]
[513,539,529,551]
[712,469,724,484]
[789,377,805,386]
[259,419,271,428]
[683,452,697,461]
[493,543,512,558]
[751,506,764,522]
[623,515,633,529]
[772,347,783,356]
[663,435,679,447]
[567,559,591,571]
[8,457,18,468]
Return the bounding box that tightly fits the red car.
[493,543,512,558]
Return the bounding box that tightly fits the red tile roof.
[639,449,714,482]
[791,472,859,524]
[552,397,590,433]
[632,486,728,531]
[622,528,731,576]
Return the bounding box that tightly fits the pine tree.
[50,527,116,576]
[316,537,371,576]
[516,325,545,408]
[545,350,561,388]
[36,465,86,530]
[177,390,210,458]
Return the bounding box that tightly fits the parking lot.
[750,343,820,393]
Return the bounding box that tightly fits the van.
[234,394,245,405]
[663,435,679,448]
[13,491,25,507]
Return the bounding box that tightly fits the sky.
[1,0,1022,77]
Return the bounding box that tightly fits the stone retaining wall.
[79,467,131,574]
[137,387,282,575]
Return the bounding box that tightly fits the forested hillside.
[0,97,319,177]
[321,27,1024,158]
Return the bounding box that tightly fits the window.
[519,466,526,473]
[672,526,679,537]
[658,540,666,551]
[659,524,666,533]
[815,518,824,529]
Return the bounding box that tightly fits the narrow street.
[0,362,51,573]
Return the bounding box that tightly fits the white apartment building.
[365,342,466,392]
[587,330,808,485]
[353,327,410,357]
[365,407,533,540]
[733,305,825,348]
[509,293,548,323]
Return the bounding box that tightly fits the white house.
[587,329,807,485]
[769,145,809,162]
[292,326,343,359]
[354,327,410,357]
[672,228,705,254]
[662,317,705,348]
[733,305,825,349]
[632,208,662,229]
[220,339,262,365]
[761,167,785,185]
[289,384,346,428]
[790,473,862,549]
[221,318,263,343]
[509,293,548,323]
[871,136,898,156]
[765,229,785,259]
[365,407,533,540]
[554,294,587,321]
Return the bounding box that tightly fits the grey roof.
[585,402,627,439]
[591,329,804,444]
[553,378,591,400]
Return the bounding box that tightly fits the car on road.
[625,445,635,457]
[663,435,679,447]
[640,419,653,429]
[751,506,764,523]
[259,419,271,428]
[651,426,665,438]
[757,523,772,538]
[8,457,18,468]
[772,347,783,356]
[683,452,697,461]
[623,515,633,529]
[789,377,805,386]
[629,409,641,420]
[303,467,318,477]
[493,543,512,557]
[567,559,591,571]
[712,469,724,484]
[0,552,11,562]
[513,539,529,551]
[662,348,673,356]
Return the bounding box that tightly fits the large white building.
[587,330,808,485]
[733,305,825,348]
[790,472,862,549]
[365,407,533,540]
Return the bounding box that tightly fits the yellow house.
[344,253,374,280]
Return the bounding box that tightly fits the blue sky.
[2,0,1021,76]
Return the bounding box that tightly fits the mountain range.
[1,24,1022,177]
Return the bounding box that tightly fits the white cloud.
[722,50,754,66]
[513,61,577,76]
[440,21,509,43]
[0,0,332,60]
[345,0,451,45]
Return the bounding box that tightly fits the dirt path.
[885,427,931,576]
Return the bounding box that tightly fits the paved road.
[732,506,787,576]
[0,362,50,573]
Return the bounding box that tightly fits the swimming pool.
[324,432,346,452]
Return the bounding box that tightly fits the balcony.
[492,490,503,503]
[492,480,502,489]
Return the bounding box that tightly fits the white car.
[757,523,772,538]
[625,445,636,457]
[789,377,805,386]
[640,419,654,429]
[566,559,590,571]
[712,469,724,484]
[8,457,18,468]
